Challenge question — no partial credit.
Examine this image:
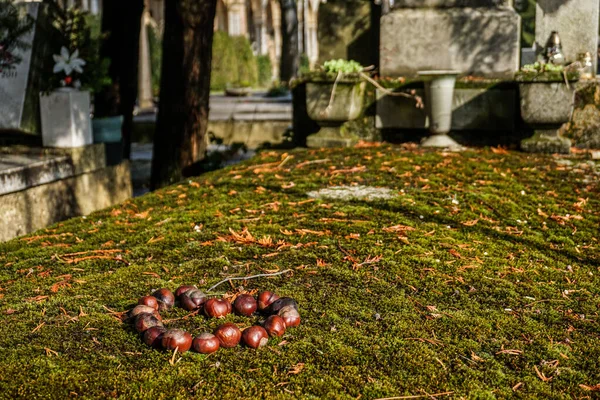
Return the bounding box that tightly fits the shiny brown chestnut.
[143,326,166,348]
[180,289,207,311]
[233,294,257,316]
[152,288,175,311]
[264,297,298,316]
[214,323,241,348]
[134,313,163,333]
[204,298,232,318]
[129,305,162,321]
[257,291,280,311]
[161,329,193,353]
[138,296,159,310]
[278,305,301,328]
[192,333,220,354]
[175,285,197,298]
[242,326,269,349]
[263,315,286,337]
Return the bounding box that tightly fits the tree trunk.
[279,0,298,84]
[150,0,217,190]
[95,0,144,160]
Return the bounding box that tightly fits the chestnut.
[175,285,197,298]
[134,313,163,333]
[180,289,207,311]
[143,326,166,348]
[257,291,280,311]
[138,296,159,310]
[204,298,232,318]
[152,288,175,311]
[161,329,193,353]
[278,305,301,328]
[214,323,241,348]
[264,297,298,316]
[263,315,286,337]
[192,333,220,354]
[242,326,269,349]
[129,305,162,321]
[233,294,257,316]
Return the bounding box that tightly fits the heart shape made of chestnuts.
[128,286,301,354]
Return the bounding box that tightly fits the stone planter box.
[305,81,366,148]
[519,82,576,154]
[39,89,93,148]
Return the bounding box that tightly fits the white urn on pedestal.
[39,88,93,148]
[418,71,463,150]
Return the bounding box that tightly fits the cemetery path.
[0,144,599,399]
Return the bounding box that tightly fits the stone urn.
[519,82,576,154]
[305,80,366,148]
[418,71,462,149]
[39,89,93,148]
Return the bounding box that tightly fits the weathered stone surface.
[519,83,575,125]
[380,7,520,78]
[0,161,132,242]
[0,144,106,196]
[306,127,359,148]
[306,82,366,122]
[536,0,600,75]
[393,0,507,8]
[306,81,365,148]
[521,130,571,154]
[307,186,397,201]
[376,88,516,131]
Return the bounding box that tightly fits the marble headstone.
[0,2,55,134]
[536,0,600,75]
[380,5,521,78]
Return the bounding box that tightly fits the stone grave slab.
[380,7,521,77]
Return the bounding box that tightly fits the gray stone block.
[393,0,508,8]
[536,0,600,75]
[0,161,132,242]
[519,83,575,125]
[380,7,521,78]
[521,130,572,154]
[376,88,516,131]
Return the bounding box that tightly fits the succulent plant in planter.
[516,62,579,154]
[303,59,367,148]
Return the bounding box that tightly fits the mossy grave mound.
[0,144,599,399]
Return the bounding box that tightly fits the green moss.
[0,146,599,398]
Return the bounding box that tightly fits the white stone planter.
[418,71,462,149]
[39,89,93,148]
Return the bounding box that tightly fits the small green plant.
[517,61,579,82]
[321,59,363,74]
[521,61,564,73]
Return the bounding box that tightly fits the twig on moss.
[207,269,292,292]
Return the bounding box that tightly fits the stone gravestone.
[0,2,55,135]
[535,0,600,75]
[380,0,521,77]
